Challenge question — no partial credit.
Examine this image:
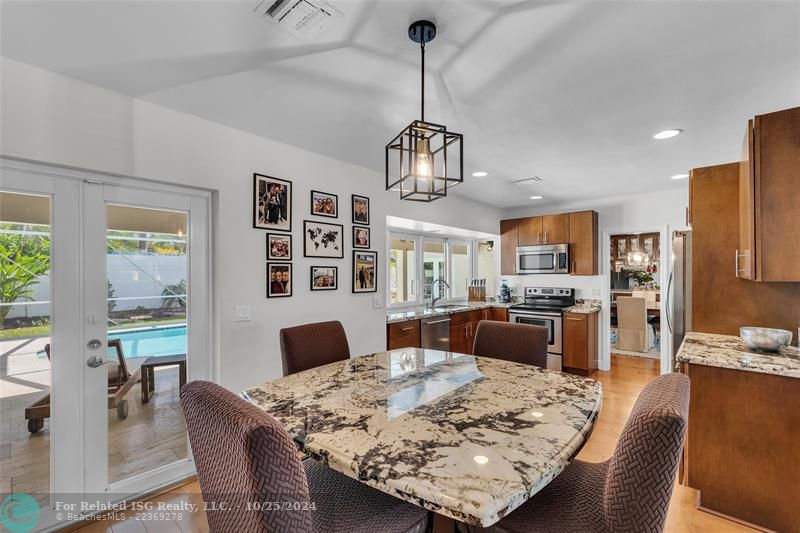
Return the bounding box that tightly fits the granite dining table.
[242,349,603,529]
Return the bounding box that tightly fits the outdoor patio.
[0,335,187,506]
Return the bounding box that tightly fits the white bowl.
[739,327,792,352]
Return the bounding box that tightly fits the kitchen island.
[676,332,800,533]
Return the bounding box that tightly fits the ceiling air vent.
[253,0,341,39]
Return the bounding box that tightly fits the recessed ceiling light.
[472,171,488,177]
[670,174,689,180]
[530,195,543,200]
[653,129,683,140]
[473,455,489,465]
[531,411,544,418]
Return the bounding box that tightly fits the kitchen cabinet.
[500,219,519,275]
[562,312,598,376]
[488,307,509,322]
[386,319,421,350]
[542,214,569,244]
[517,216,542,246]
[681,362,800,533]
[569,211,598,275]
[500,210,598,276]
[738,106,800,281]
[450,310,482,355]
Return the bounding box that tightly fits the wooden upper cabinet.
[569,211,598,275]
[542,214,569,244]
[518,216,543,246]
[741,106,800,281]
[738,120,756,280]
[500,219,519,275]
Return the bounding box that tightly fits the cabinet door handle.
[545,231,549,243]
[400,326,415,332]
[735,248,739,278]
[566,317,584,321]
[537,232,542,244]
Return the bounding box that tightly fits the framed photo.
[266,233,292,260]
[310,266,338,291]
[353,226,370,249]
[303,220,344,258]
[310,190,338,218]
[267,263,292,298]
[353,250,377,293]
[253,174,291,232]
[352,194,370,225]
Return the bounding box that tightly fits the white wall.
[0,57,504,391]
[502,188,689,370]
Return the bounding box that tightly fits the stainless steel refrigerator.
[667,230,692,368]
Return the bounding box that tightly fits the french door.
[0,159,211,531]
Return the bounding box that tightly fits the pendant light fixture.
[385,20,463,202]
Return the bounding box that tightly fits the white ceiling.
[1,0,798,208]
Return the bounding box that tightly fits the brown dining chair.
[280,320,350,376]
[181,380,429,533]
[472,321,548,368]
[483,372,690,533]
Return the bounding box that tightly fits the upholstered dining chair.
[280,320,350,376]
[481,372,690,533]
[472,321,549,368]
[181,380,429,533]
[617,297,655,352]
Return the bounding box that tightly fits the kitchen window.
[388,232,482,308]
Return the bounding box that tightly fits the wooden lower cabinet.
[562,312,598,376]
[488,307,509,322]
[386,319,421,350]
[450,310,482,355]
[681,363,800,533]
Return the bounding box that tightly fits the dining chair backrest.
[632,289,657,307]
[280,320,351,376]
[603,372,690,533]
[616,297,648,352]
[472,320,548,368]
[180,380,313,533]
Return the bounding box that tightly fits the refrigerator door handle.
[665,270,674,333]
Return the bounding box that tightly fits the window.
[388,232,495,308]
[389,236,417,305]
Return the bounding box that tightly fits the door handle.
[87,355,109,368]
[735,249,739,278]
[665,271,674,333]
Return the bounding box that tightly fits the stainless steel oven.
[508,309,563,356]
[515,244,569,274]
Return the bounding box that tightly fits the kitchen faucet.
[430,278,450,308]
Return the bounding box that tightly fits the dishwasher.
[421,316,451,351]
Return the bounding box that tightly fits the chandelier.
[385,20,464,202]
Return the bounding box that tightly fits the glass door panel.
[0,191,52,509]
[105,205,188,485]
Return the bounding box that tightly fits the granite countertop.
[676,332,800,378]
[243,349,602,527]
[387,300,518,324]
[563,298,602,314]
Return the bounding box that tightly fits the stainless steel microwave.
[515,244,569,274]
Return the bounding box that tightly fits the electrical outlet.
[235,305,252,322]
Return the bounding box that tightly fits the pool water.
[108,325,187,359]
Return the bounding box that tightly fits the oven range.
[508,287,575,371]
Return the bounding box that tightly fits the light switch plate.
[235,305,252,322]
[372,294,384,309]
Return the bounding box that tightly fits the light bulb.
[415,138,432,181]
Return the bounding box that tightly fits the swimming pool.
[108,325,187,359]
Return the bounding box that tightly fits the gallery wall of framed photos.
[253,172,376,298]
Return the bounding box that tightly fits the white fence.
[5,253,186,319]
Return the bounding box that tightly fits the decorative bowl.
[739,327,792,352]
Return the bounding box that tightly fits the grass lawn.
[0,317,186,340]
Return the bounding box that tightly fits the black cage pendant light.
[385,20,464,202]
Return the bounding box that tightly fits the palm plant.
[0,233,50,326]
[161,279,187,310]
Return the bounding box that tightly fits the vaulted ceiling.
[2,0,798,208]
